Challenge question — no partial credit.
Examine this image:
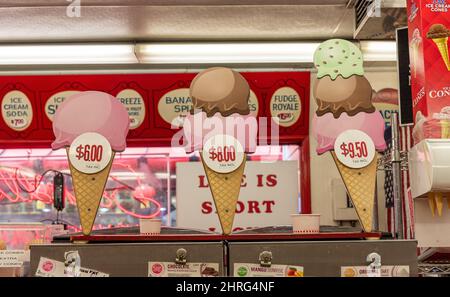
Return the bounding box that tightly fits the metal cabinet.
[227,240,418,277]
[30,242,225,277]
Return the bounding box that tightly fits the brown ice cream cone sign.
[184,67,257,235]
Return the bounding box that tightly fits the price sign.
[334,130,375,169]
[202,134,244,174]
[68,132,112,174]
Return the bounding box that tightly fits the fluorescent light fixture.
[135,42,321,64]
[0,44,138,65]
[0,41,397,65]
[136,41,397,64]
[359,41,398,62]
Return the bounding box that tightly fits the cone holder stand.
[376,112,409,239]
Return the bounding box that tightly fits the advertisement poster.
[176,161,299,232]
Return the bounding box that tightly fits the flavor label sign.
[234,263,304,277]
[35,257,109,277]
[158,88,192,127]
[116,89,145,129]
[249,90,259,117]
[201,134,245,174]
[148,262,220,277]
[45,91,80,121]
[341,265,410,277]
[0,250,29,268]
[270,87,301,127]
[1,90,33,131]
[68,132,113,174]
[334,129,376,169]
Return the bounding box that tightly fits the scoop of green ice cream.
[313,39,364,80]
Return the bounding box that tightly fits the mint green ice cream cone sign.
[313,39,364,80]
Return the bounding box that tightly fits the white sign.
[1,90,33,131]
[68,132,112,174]
[334,129,375,169]
[176,161,299,233]
[270,87,301,127]
[35,257,109,277]
[158,88,192,127]
[148,262,220,277]
[202,134,245,174]
[116,89,145,130]
[341,265,410,277]
[234,263,304,277]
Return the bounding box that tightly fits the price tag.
[202,134,244,174]
[334,129,375,169]
[68,132,112,174]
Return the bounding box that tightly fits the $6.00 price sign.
[68,132,113,174]
[202,134,245,174]
[334,130,375,169]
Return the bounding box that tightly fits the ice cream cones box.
[228,240,418,277]
[30,242,225,277]
[407,0,450,122]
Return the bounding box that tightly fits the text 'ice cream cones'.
[312,39,387,232]
[52,91,130,235]
[427,24,450,71]
[182,67,258,235]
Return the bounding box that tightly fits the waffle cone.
[331,152,377,232]
[432,37,450,71]
[201,155,246,235]
[67,149,115,235]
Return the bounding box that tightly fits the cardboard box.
[407,0,450,123]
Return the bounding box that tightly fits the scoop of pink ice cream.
[182,111,258,153]
[52,91,130,151]
[312,111,386,155]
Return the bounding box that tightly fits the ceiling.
[0,0,356,43]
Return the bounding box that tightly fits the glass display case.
[0,145,302,234]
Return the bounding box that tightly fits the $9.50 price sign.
[68,132,113,174]
[202,134,245,174]
[334,130,375,169]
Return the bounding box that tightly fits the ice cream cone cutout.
[182,67,258,235]
[311,39,387,232]
[427,24,450,71]
[52,91,130,235]
[435,192,444,217]
[201,148,246,235]
[428,192,436,216]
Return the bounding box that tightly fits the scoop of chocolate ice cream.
[190,67,250,117]
[427,24,449,39]
[313,74,375,118]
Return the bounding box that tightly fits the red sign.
[0,72,310,149]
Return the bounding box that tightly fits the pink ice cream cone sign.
[52,91,130,235]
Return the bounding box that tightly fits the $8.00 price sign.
[202,134,244,174]
[334,130,375,169]
[208,145,237,163]
[68,132,112,174]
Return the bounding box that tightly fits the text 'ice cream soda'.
[182,67,258,235]
[312,39,386,232]
[52,91,130,235]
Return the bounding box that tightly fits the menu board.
[0,72,310,148]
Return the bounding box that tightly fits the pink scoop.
[182,112,258,153]
[52,91,130,151]
[312,111,386,155]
